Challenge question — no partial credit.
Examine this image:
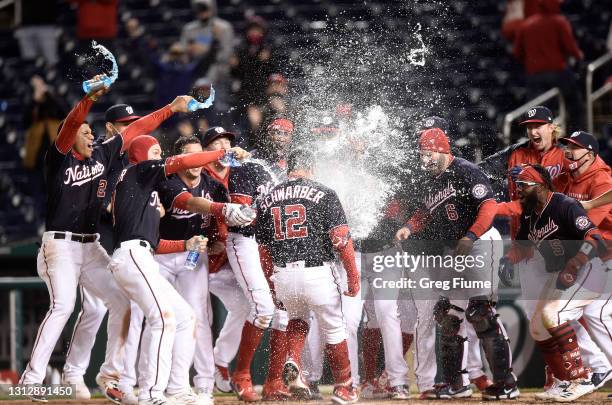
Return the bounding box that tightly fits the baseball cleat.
[425,383,473,399]
[96,374,124,404]
[534,376,569,400]
[121,390,139,405]
[214,365,232,393]
[28,394,48,403]
[61,375,91,400]
[138,397,168,405]
[389,384,410,400]
[231,372,261,402]
[482,381,520,400]
[262,378,291,401]
[548,378,595,402]
[282,359,310,400]
[360,379,388,399]
[470,375,493,392]
[195,388,214,405]
[592,369,612,390]
[331,383,358,404]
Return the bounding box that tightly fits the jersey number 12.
[271,204,309,240]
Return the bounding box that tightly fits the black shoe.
[426,384,473,399]
[308,381,324,400]
[592,369,612,390]
[482,382,520,400]
[29,394,48,403]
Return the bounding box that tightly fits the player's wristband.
[464,231,478,241]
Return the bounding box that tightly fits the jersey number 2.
[271,204,308,241]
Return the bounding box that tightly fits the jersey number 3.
[271,204,308,241]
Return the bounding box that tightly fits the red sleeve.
[55,96,94,154]
[164,150,225,176]
[507,241,534,264]
[172,191,192,210]
[496,200,522,217]
[405,209,430,234]
[230,194,253,206]
[585,179,612,227]
[384,199,404,219]
[468,199,497,238]
[329,225,358,277]
[156,239,186,254]
[121,105,173,151]
[558,17,583,59]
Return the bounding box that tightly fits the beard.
[520,191,539,214]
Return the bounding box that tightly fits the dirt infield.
[1,391,611,404]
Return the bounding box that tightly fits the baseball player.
[18,80,145,403]
[156,135,253,403]
[479,106,568,236]
[199,126,278,401]
[256,148,360,404]
[395,128,518,400]
[110,127,250,405]
[60,103,149,400]
[499,164,609,401]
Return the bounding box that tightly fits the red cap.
[267,118,294,133]
[419,128,451,154]
[129,135,159,164]
[517,166,545,184]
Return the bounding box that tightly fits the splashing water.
[92,41,118,83]
[285,20,433,239]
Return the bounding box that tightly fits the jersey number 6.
[445,203,458,221]
[272,204,309,241]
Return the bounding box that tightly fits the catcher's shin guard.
[466,297,514,384]
[434,296,466,386]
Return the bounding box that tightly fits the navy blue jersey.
[516,192,597,272]
[226,162,275,236]
[45,135,123,233]
[256,177,348,265]
[112,159,170,249]
[416,157,495,240]
[99,151,130,253]
[158,173,229,240]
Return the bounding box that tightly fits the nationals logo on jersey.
[64,161,105,186]
[472,184,487,199]
[528,217,559,242]
[575,216,592,231]
[424,180,457,212]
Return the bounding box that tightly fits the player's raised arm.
[55,76,108,153]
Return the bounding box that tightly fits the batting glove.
[498,256,514,287]
[223,203,255,227]
[556,252,588,290]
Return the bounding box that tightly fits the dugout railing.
[586,52,612,135]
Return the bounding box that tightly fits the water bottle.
[240,205,256,220]
[219,151,242,167]
[187,86,215,111]
[184,238,202,270]
[82,74,113,93]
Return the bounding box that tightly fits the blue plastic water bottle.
[82,75,113,93]
[187,86,215,111]
[219,151,242,167]
[184,250,200,270]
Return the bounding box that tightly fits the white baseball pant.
[225,232,275,330]
[518,253,610,370]
[208,263,251,368]
[303,253,363,387]
[272,262,347,344]
[20,232,130,385]
[156,251,215,393]
[118,301,144,394]
[109,241,195,400]
[63,286,108,380]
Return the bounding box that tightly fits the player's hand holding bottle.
[86,75,110,101]
[169,95,195,113]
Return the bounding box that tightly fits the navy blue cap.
[420,116,449,132]
[559,131,599,155]
[520,106,553,125]
[200,126,235,147]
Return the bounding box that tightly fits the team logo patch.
[527,108,536,118]
[215,127,225,133]
[575,216,591,230]
[126,106,134,114]
[570,131,580,138]
[472,184,487,199]
[425,118,435,127]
